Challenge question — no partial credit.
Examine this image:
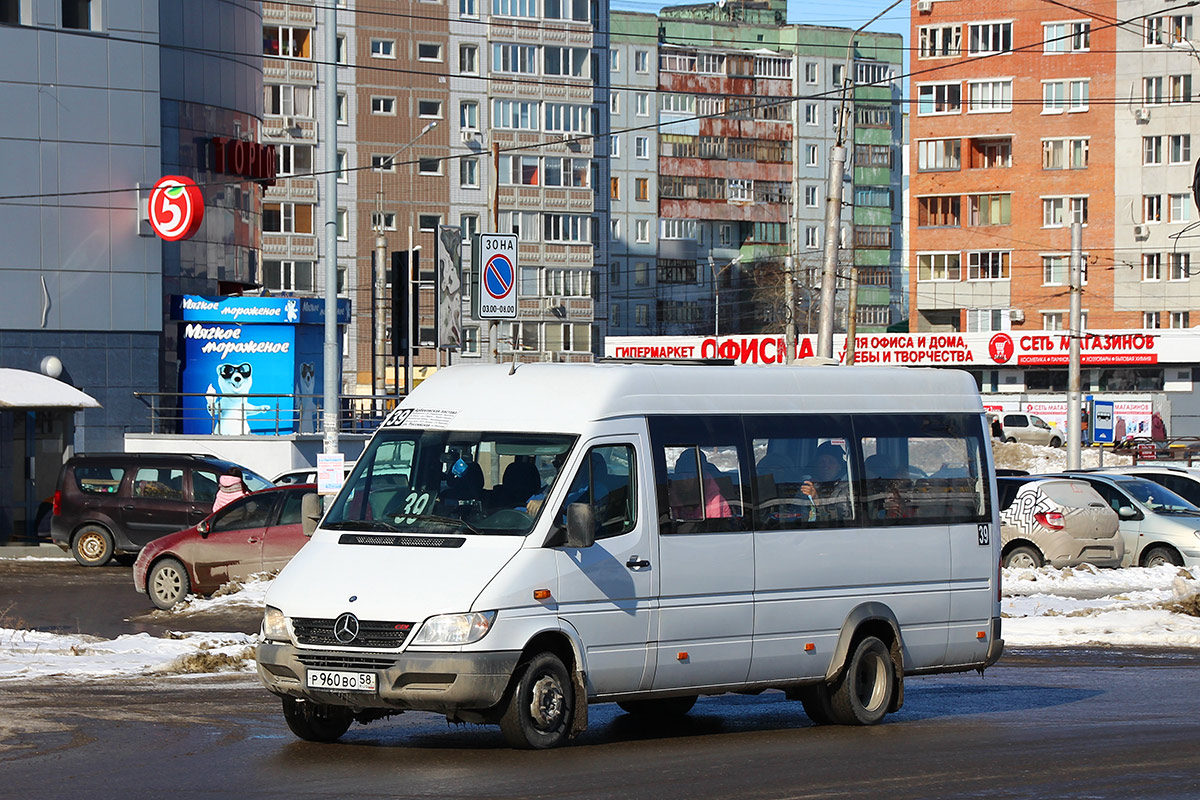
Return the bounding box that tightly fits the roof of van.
[395,363,982,432]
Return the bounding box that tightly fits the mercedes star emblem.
[333,612,360,644]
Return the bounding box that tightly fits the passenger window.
[553,444,637,540]
[75,466,124,494]
[132,468,185,501]
[747,414,856,529]
[649,416,749,534]
[192,470,219,505]
[1003,414,1026,428]
[278,491,305,526]
[857,415,988,525]
[212,495,275,532]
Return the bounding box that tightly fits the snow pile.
[991,440,1132,474]
[0,628,258,682]
[144,574,274,619]
[1002,564,1200,647]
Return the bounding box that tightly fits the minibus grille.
[297,653,398,670]
[292,617,414,649]
[337,534,465,548]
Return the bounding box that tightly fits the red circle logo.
[148,175,204,241]
[988,333,1015,364]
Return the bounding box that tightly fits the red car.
[133,484,317,609]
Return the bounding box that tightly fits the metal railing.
[132,392,406,436]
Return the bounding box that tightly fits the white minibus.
[256,364,1003,748]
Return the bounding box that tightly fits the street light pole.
[321,4,339,455]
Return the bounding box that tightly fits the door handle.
[122,505,135,511]
[626,555,650,569]
[248,537,261,544]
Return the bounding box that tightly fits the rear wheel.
[827,636,895,726]
[281,697,353,743]
[617,695,697,718]
[1005,437,1017,444]
[148,557,191,609]
[499,652,573,749]
[1048,436,1063,448]
[72,525,114,567]
[1142,545,1183,568]
[1003,545,1044,570]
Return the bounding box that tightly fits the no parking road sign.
[475,233,518,319]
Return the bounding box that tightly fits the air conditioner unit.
[1132,223,1149,239]
[1010,309,1025,323]
[460,129,479,145]
[917,0,933,13]
[1134,107,1151,123]
[282,116,298,132]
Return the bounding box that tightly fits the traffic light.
[391,250,420,352]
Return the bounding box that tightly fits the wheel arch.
[1138,541,1184,566]
[508,624,589,737]
[1001,538,1041,557]
[825,602,905,713]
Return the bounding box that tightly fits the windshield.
[243,469,274,491]
[324,430,577,536]
[1124,479,1200,514]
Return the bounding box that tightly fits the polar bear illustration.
[206,362,271,435]
[295,361,318,433]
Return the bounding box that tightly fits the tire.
[72,525,114,567]
[1005,437,1017,444]
[499,652,574,750]
[826,636,895,726]
[1003,545,1044,570]
[1141,545,1183,568]
[148,557,191,610]
[617,695,697,718]
[281,697,353,743]
[796,684,836,725]
[1049,437,1063,448]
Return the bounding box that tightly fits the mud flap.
[569,668,588,737]
[888,637,905,713]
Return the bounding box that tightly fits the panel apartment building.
[909,0,1200,393]
[604,2,904,341]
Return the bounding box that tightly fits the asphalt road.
[2,556,1200,799]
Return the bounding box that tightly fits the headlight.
[262,606,290,642]
[411,611,496,645]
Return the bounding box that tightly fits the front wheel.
[148,557,191,610]
[281,697,353,743]
[1142,545,1183,568]
[499,652,574,749]
[617,695,697,718]
[1003,545,1044,570]
[1048,436,1063,448]
[827,636,895,726]
[72,525,114,567]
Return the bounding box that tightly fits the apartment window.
[1043,81,1066,112]
[371,96,396,115]
[263,203,314,234]
[500,155,540,185]
[805,144,819,166]
[1043,256,1068,285]
[634,262,649,286]
[492,99,539,130]
[635,305,649,327]
[970,138,1011,168]
[501,211,539,241]
[968,79,1012,112]
[336,35,346,64]
[610,177,620,200]
[1171,134,1192,163]
[1145,312,1162,329]
[805,62,818,83]
[263,261,315,292]
[493,43,538,74]
[917,253,961,281]
[718,224,732,246]
[970,194,1011,226]
[968,251,1011,280]
[336,93,347,124]
[419,158,442,176]
[1170,74,1193,103]
[1145,195,1163,223]
[611,136,621,158]
[805,185,818,207]
[1043,138,1089,169]
[1069,79,1089,110]
[610,48,620,72]
[460,101,479,130]
[728,179,753,202]
[371,154,397,171]
[805,227,819,248]
[336,208,348,240]
[460,44,479,73]
[371,39,396,59]
[1145,15,1193,46]
[372,212,397,230]
[968,21,1012,55]
[460,0,478,15]
[1171,311,1190,328]
[1143,253,1163,281]
[416,215,439,233]
[635,136,649,159]
[544,0,589,22]
[461,158,479,187]
[1144,136,1164,165]
[1145,76,1165,105]
[918,83,962,115]
[635,50,649,72]
[264,85,313,117]
[610,92,620,114]
[544,46,589,78]
[1043,197,1088,227]
[276,144,313,177]
[418,43,443,62]
[460,214,478,241]
[1170,252,1191,280]
[1170,194,1193,223]
[493,0,537,17]
[636,93,650,116]
[635,178,649,201]
[418,99,443,118]
[918,138,961,171]
[805,103,819,125]
[1043,312,1064,331]
[659,219,697,240]
[335,151,347,182]
[917,196,961,227]
[543,214,590,242]
[918,24,962,58]
[264,25,312,59]
[1045,21,1091,52]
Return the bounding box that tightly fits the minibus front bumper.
[256,642,521,712]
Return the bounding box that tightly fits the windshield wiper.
[401,514,486,536]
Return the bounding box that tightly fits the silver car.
[999,412,1063,448]
[1051,472,1200,567]
[997,476,1123,569]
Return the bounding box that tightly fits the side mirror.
[1118,506,1139,520]
[565,502,595,549]
[197,519,211,538]
[301,493,323,537]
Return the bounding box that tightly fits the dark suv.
[50,454,272,566]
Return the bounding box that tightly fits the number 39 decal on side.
[977,523,991,546]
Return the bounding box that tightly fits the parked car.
[1000,412,1063,447]
[1080,465,1200,508]
[272,462,355,486]
[996,476,1122,569]
[133,484,317,609]
[50,453,273,567]
[1045,472,1200,567]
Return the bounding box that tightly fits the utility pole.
[321,4,339,455]
[1067,221,1083,469]
[784,254,795,363]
